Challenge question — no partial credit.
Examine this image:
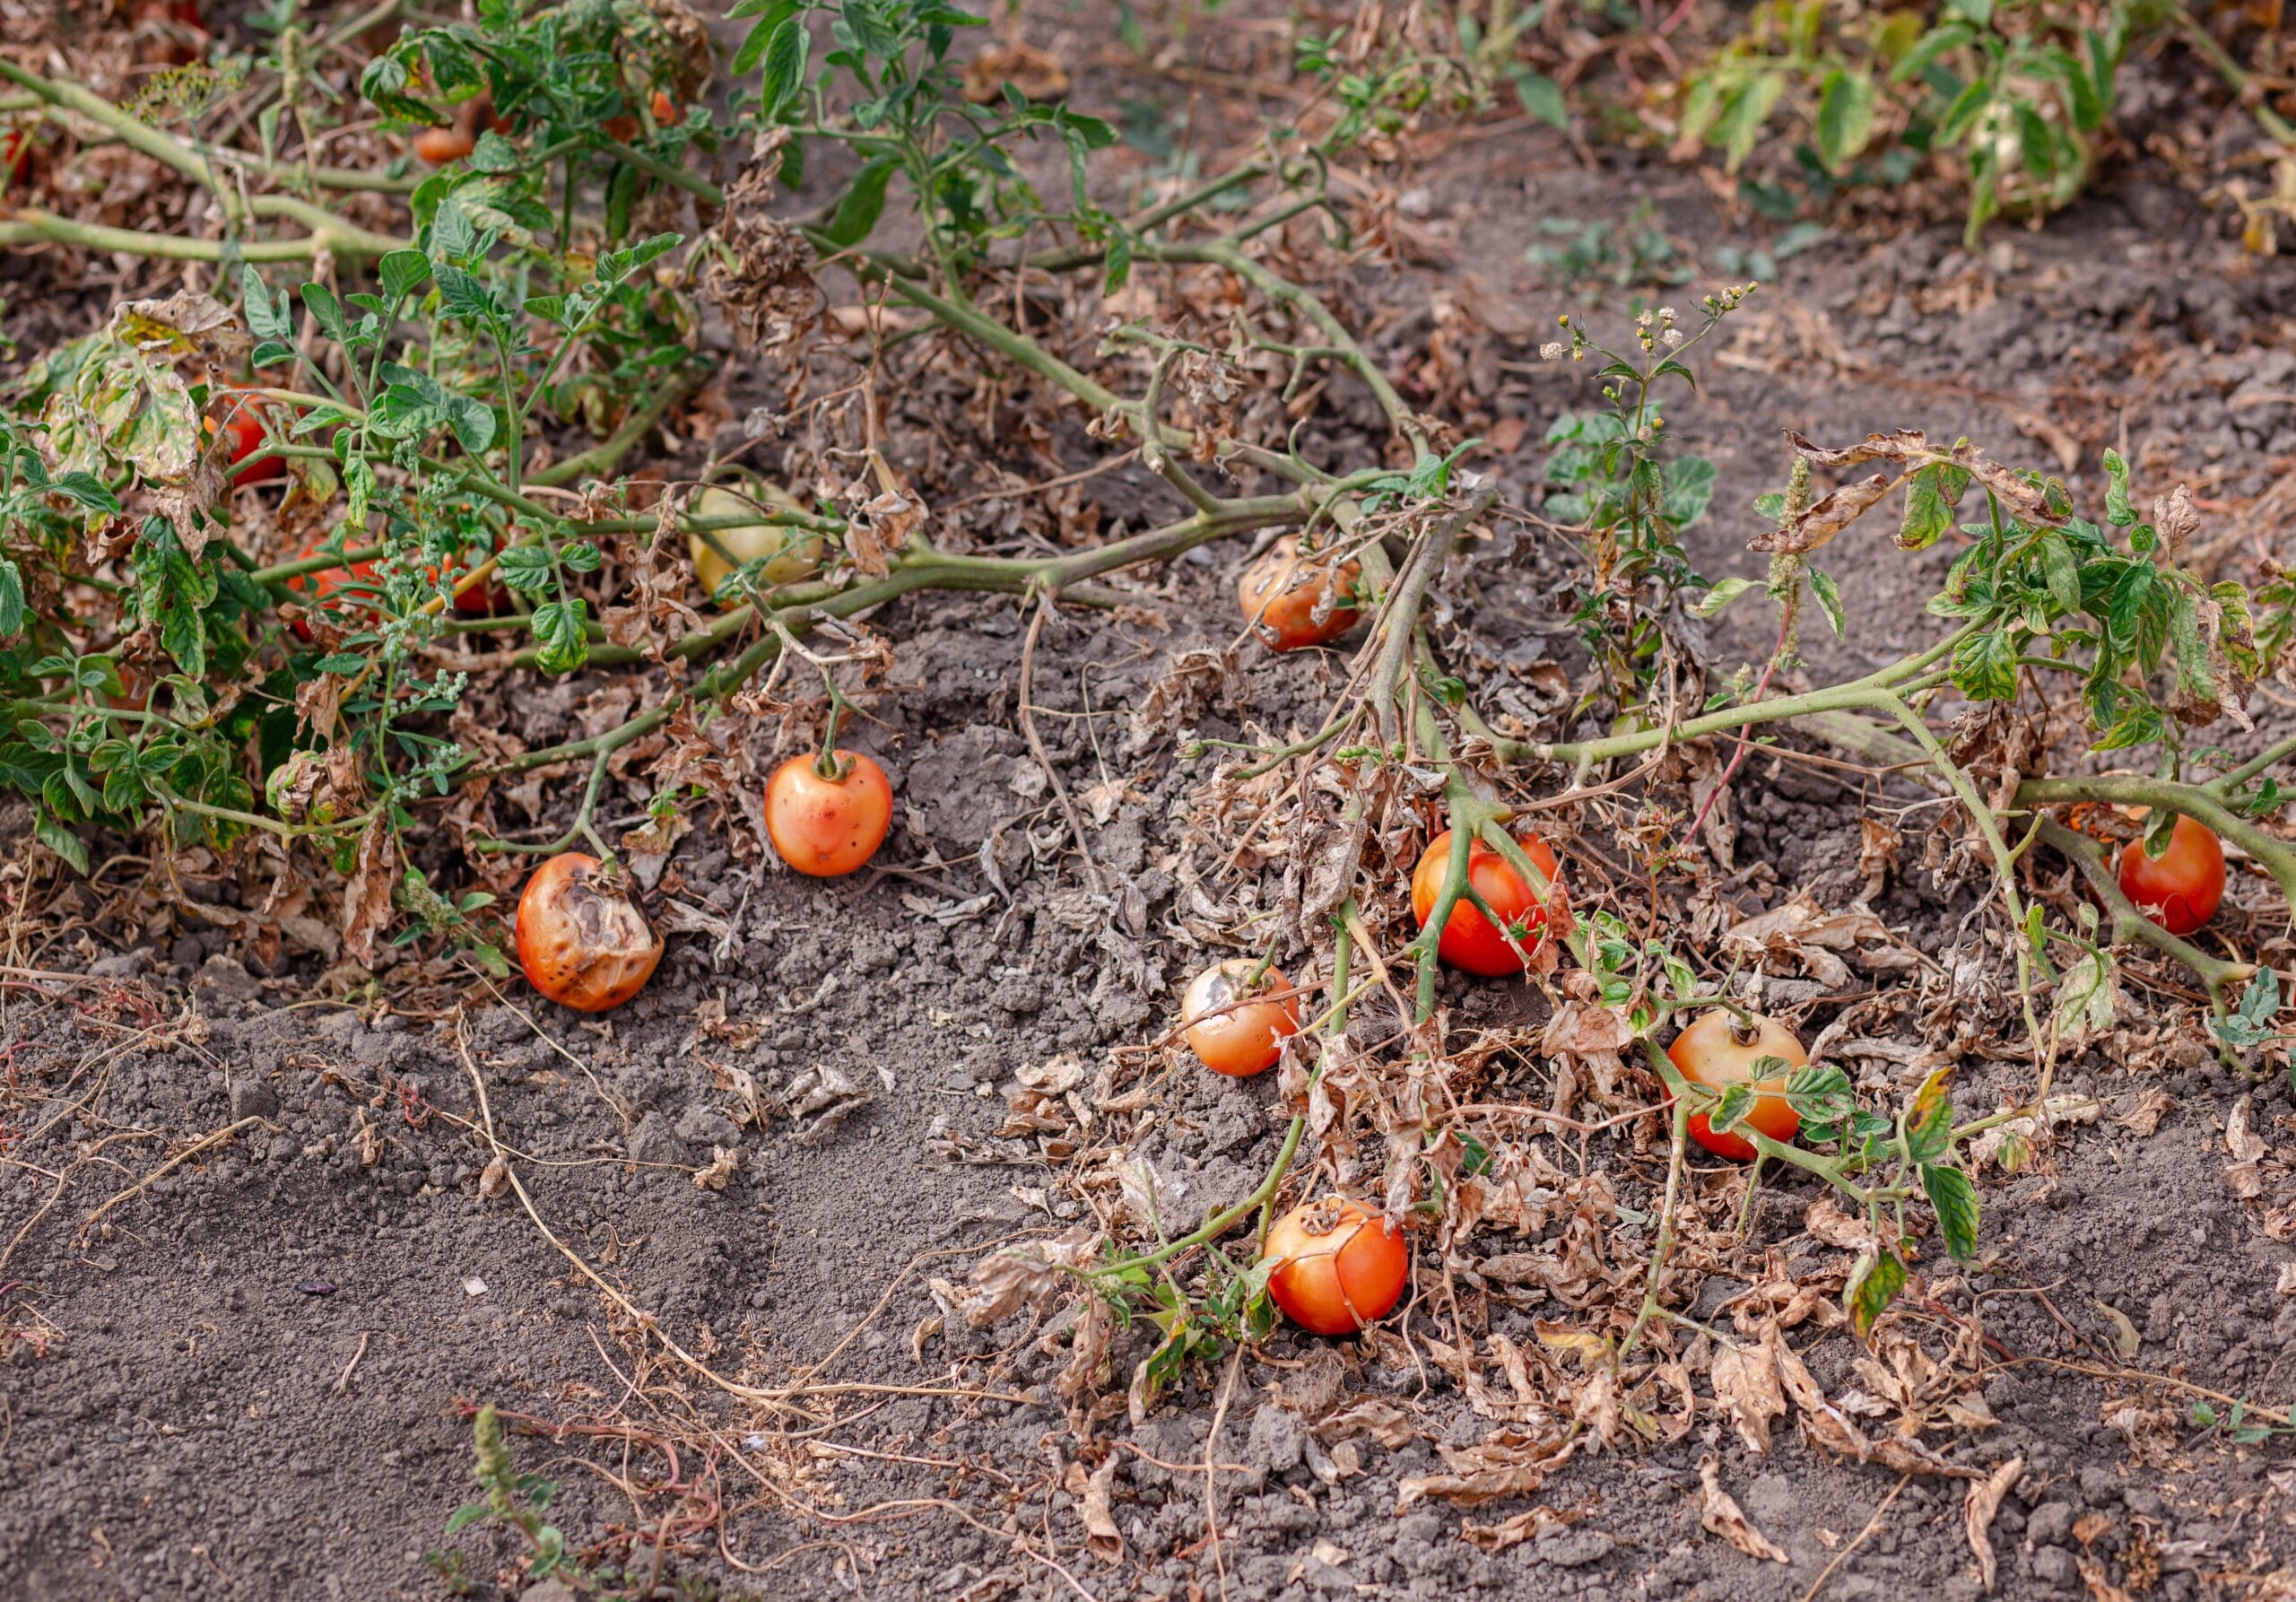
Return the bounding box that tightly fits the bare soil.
[7,6,2296,1602]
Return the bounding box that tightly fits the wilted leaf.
[693,1145,741,1190]
[1698,1458,1788,1563]
[341,814,397,966]
[1749,473,1892,555]
[1966,1457,2024,1592]
[1712,1332,1787,1454]
[927,1227,1098,1327]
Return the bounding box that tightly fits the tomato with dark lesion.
[516,852,664,1013]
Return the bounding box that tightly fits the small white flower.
[1663,328,1684,349]
[1540,342,1566,361]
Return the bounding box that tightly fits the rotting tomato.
[765,749,893,876]
[1665,1009,1805,1162]
[1409,828,1562,977]
[2117,812,2225,936]
[1237,535,1360,651]
[515,852,664,1013]
[1180,958,1301,1077]
[689,483,824,602]
[1263,1196,1409,1336]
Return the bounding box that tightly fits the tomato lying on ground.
[1409,828,1562,976]
[516,852,664,1013]
[1238,535,1360,651]
[1665,1009,1805,1162]
[2117,812,2224,936]
[1181,959,1301,1077]
[765,751,893,876]
[1263,1197,1409,1336]
[689,483,824,602]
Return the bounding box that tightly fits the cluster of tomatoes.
[1192,539,2243,1336]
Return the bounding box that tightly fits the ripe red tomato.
[1263,1197,1409,1336]
[1408,828,1562,976]
[1181,959,1301,1077]
[516,852,664,1013]
[2117,813,2224,936]
[1665,1010,1805,1162]
[210,394,286,484]
[765,751,893,876]
[1,127,33,193]
[283,540,378,642]
[1238,535,1360,651]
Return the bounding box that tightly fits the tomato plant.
[1409,829,1561,976]
[1262,1197,1409,1336]
[2118,812,2225,936]
[515,852,662,1013]
[1665,1009,1805,1162]
[1180,959,1300,1077]
[1238,535,1360,651]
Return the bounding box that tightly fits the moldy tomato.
[1238,535,1360,651]
[1666,1009,1805,1162]
[1409,828,1562,976]
[1180,959,1300,1077]
[2117,813,2224,936]
[516,852,663,1013]
[1263,1197,1408,1336]
[765,751,892,876]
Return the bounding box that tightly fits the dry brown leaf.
[1749,472,1893,556]
[1458,1506,1568,1553]
[1698,1457,1788,1563]
[2116,1088,2173,1137]
[1395,1427,1575,1511]
[340,814,397,967]
[1712,1332,1787,1454]
[693,1145,740,1190]
[927,1227,1099,1326]
[1078,1456,1122,1564]
[1966,1456,2024,1592]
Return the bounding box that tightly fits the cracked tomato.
[1238,535,1360,651]
[1263,1197,1408,1336]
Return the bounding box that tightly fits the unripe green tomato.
[690,482,824,600]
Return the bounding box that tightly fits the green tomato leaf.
[1815,70,1875,170]
[1920,1163,1981,1260]
[1845,1245,1906,1338]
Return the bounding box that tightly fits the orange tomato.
[1181,959,1301,1077]
[1238,535,1360,651]
[1665,1010,1805,1162]
[413,125,475,164]
[2117,813,2224,936]
[765,751,893,876]
[516,852,664,1013]
[1408,828,1562,976]
[212,393,286,485]
[1263,1197,1409,1336]
[650,90,678,124]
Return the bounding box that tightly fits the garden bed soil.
[6,7,2296,1602]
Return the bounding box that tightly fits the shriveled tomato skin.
[766,752,893,876]
[516,852,663,1013]
[1263,1197,1409,1336]
[1238,535,1360,651]
[1181,959,1301,1077]
[2117,814,2224,936]
[1408,829,1562,976]
[1665,1009,1805,1162]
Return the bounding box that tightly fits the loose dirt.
[6,6,2296,1602]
